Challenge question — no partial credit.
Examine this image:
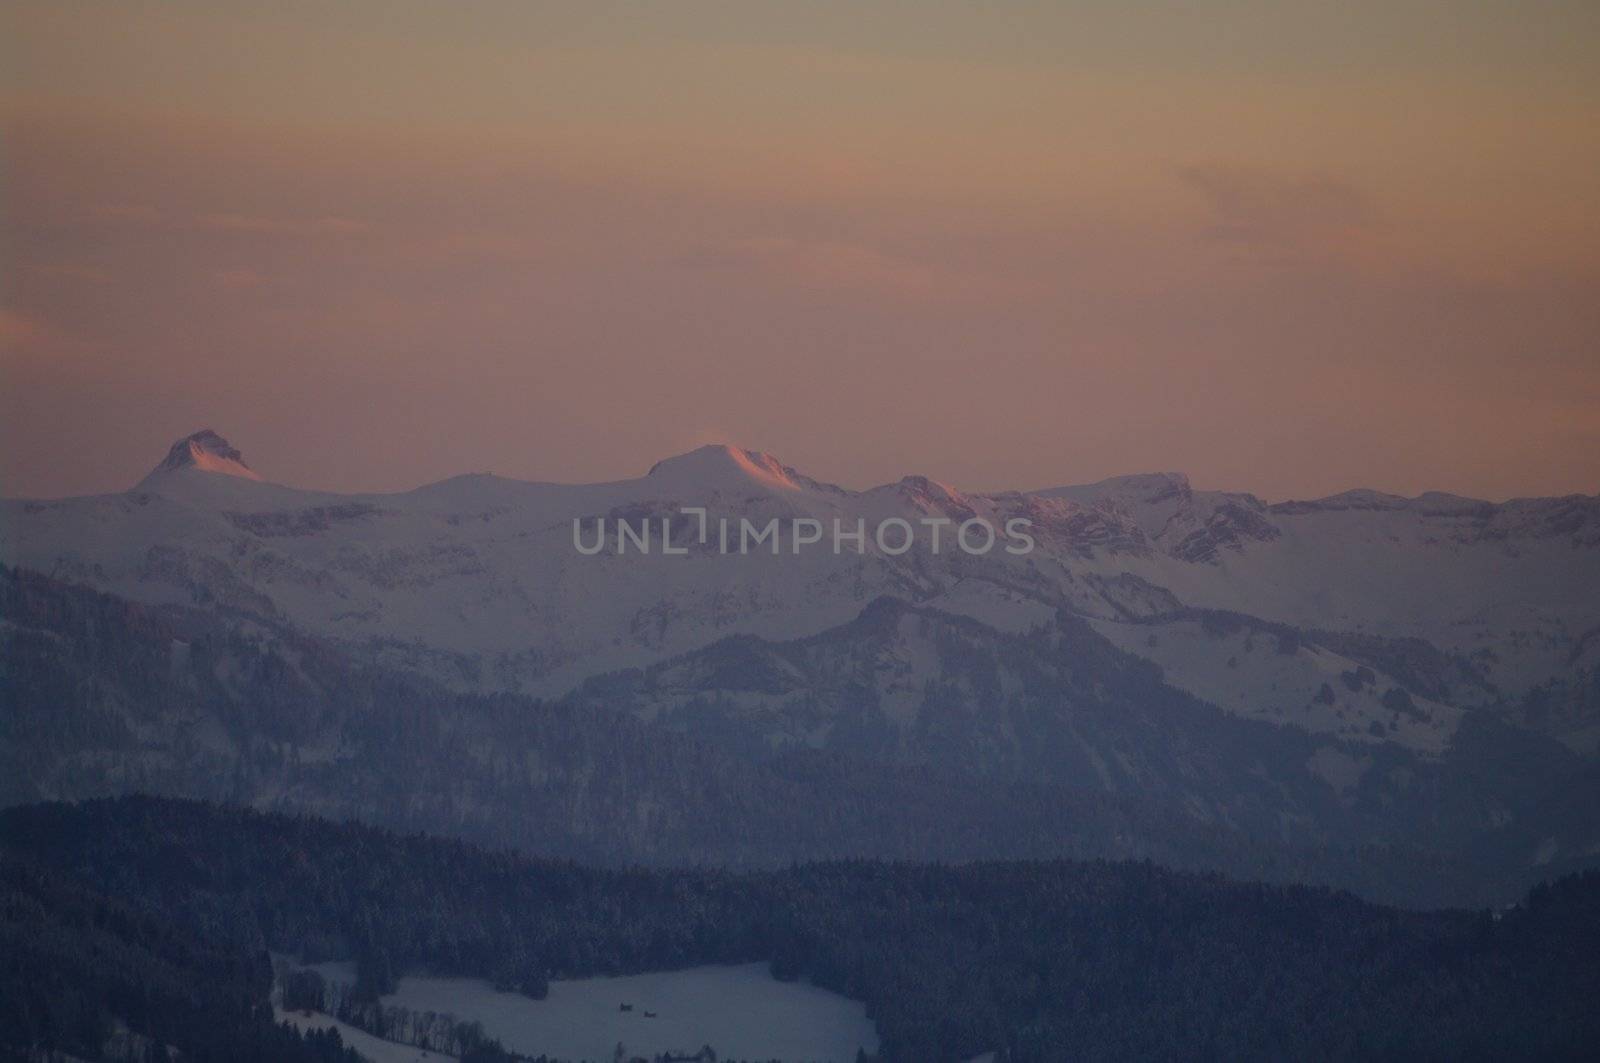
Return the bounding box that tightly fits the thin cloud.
[196,213,368,236]
[0,310,52,348]
[212,268,268,289]
[22,263,112,284]
[89,203,163,224]
[0,309,75,358]
[712,236,1029,303]
[1178,166,1380,248]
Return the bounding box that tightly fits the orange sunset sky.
[3,1,1598,500]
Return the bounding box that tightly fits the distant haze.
[3,2,1598,501]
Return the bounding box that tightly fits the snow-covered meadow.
[303,960,878,1063]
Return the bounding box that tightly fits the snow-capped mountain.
[137,428,263,486]
[6,430,1600,902]
[4,430,1599,757]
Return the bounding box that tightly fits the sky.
[3,1,1598,501]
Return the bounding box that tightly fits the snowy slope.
[4,431,1598,753]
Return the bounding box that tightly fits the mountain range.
[3,430,1598,905]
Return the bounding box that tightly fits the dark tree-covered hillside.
[0,851,364,1062]
[4,797,1598,1062]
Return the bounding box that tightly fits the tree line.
[4,796,1599,1061]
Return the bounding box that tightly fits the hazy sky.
[3,1,1598,500]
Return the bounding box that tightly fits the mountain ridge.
[103,428,1598,511]
[5,426,1600,908]
[5,428,1598,755]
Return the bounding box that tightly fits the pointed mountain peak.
[646,443,818,493]
[872,474,974,514]
[143,429,263,484]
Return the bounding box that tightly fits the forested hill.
[4,797,1599,1062]
[0,850,364,1063]
[0,563,1555,910]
